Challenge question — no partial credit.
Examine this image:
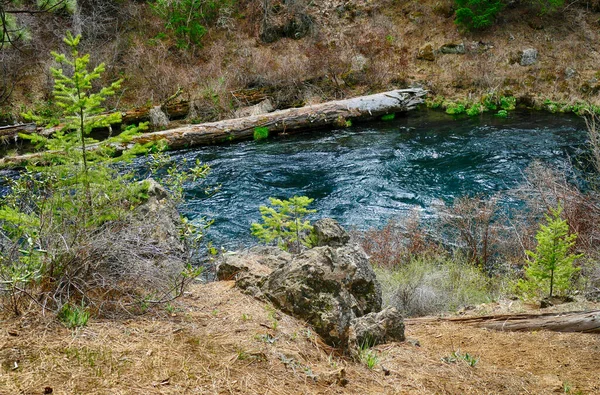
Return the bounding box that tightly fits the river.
[146,109,588,248]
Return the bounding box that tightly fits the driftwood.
[407,310,600,333]
[0,88,426,167]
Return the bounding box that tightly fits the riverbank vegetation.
[1,0,599,126]
[0,33,208,320]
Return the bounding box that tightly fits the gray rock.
[149,106,169,128]
[313,218,350,247]
[234,99,274,118]
[216,247,291,297]
[565,67,577,79]
[349,307,405,347]
[263,245,382,348]
[520,48,538,66]
[439,43,465,55]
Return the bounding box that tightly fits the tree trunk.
[1,89,426,167]
[407,310,600,333]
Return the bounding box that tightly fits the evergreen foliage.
[454,0,504,31]
[149,0,235,49]
[1,32,210,317]
[22,31,123,212]
[251,196,316,251]
[518,204,582,299]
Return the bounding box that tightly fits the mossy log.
[0,89,425,167]
[408,310,600,333]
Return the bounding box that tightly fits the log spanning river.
[150,109,587,248]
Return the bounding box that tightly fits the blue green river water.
[158,110,587,248]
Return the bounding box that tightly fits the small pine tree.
[251,196,316,251]
[23,31,122,211]
[518,204,582,299]
[454,0,504,31]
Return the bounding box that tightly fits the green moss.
[381,113,395,121]
[253,126,269,141]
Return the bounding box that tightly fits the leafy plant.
[251,196,316,251]
[466,104,483,116]
[442,349,479,367]
[445,101,467,115]
[58,302,90,329]
[500,96,516,111]
[357,342,379,369]
[518,204,582,299]
[381,113,395,121]
[454,0,504,31]
[496,110,508,118]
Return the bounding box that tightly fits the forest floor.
[2,281,599,394]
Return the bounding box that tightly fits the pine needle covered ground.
[2,281,599,394]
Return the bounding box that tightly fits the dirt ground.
[1,281,599,394]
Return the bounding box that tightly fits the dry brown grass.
[2,281,600,394]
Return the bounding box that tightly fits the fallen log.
[0,88,426,167]
[407,310,600,334]
[125,88,426,148]
[0,123,37,140]
[0,101,191,143]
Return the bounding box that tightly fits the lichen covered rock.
[349,307,405,347]
[262,244,382,347]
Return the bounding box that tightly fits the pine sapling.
[518,204,582,299]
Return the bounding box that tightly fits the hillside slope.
[2,0,600,123]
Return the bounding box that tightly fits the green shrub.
[517,204,582,299]
[253,126,269,141]
[499,96,516,111]
[445,102,467,115]
[482,94,498,111]
[375,254,497,317]
[251,196,316,251]
[466,104,483,116]
[496,110,508,118]
[149,0,235,49]
[58,302,90,329]
[454,0,504,31]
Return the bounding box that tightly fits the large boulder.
[262,244,382,348]
[216,246,291,297]
[234,99,274,118]
[313,218,350,247]
[349,307,405,348]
